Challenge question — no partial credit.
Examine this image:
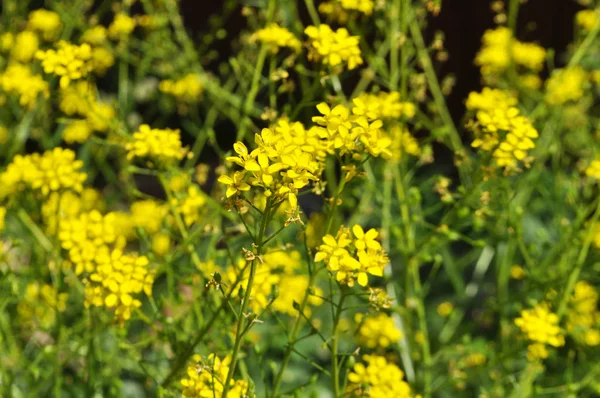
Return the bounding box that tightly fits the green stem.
[331,289,347,398]
[556,198,600,318]
[222,199,272,397]
[390,0,401,90]
[304,0,320,26]
[237,44,269,141]
[507,0,520,34]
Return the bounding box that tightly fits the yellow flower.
[355,313,402,349]
[347,354,413,397]
[510,265,526,279]
[130,200,168,234]
[0,63,49,108]
[339,0,375,15]
[250,23,301,52]
[81,26,108,45]
[218,171,252,198]
[514,303,565,347]
[126,124,187,163]
[108,14,136,39]
[511,41,546,72]
[62,120,93,144]
[159,73,203,103]
[305,24,363,70]
[85,248,153,322]
[0,32,14,52]
[181,354,249,398]
[152,233,171,257]
[11,30,39,62]
[17,282,68,330]
[576,9,599,32]
[91,46,115,75]
[527,343,549,361]
[271,274,324,317]
[437,301,454,317]
[0,148,87,196]
[36,41,94,88]
[28,9,62,40]
[545,67,587,105]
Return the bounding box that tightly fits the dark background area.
[179,0,583,126]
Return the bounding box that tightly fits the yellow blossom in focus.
[305,24,363,71]
[545,67,587,105]
[126,124,187,163]
[36,41,94,88]
[159,74,203,103]
[514,303,565,347]
[11,31,39,62]
[347,354,413,397]
[85,248,153,322]
[356,313,402,349]
[28,9,62,40]
[250,23,301,52]
[181,354,249,398]
[109,14,136,39]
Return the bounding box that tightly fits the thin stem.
[331,289,347,398]
[222,199,272,397]
[237,44,269,141]
[508,0,520,34]
[304,0,320,26]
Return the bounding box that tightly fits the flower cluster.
[514,303,565,360]
[36,41,94,88]
[17,282,68,330]
[339,0,375,15]
[250,23,301,52]
[170,185,206,226]
[226,251,323,315]
[159,73,204,103]
[312,101,392,159]
[347,355,413,397]
[126,124,187,163]
[181,354,250,398]
[41,188,104,235]
[219,127,321,209]
[305,24,363,71]
[28,9,62,40]
[475,27,546,79]
[576,9,599,32]
[11,31,39,62]
[315,225,387,287]
[108,14,136,40]
[567,281,600,346]
[466,88,538,169]
[0,148,87,197]
[130,200,169,234]
[59,81,115,139]
[389,125,421,163]
[545,66,587,105]
[585,158,600,180]
[85,248,153,322]
[355,313,402,349]
[353,92,416,120]
[0,63,50,108]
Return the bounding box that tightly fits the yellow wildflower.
[152,233,171,257]
[91,46,115,75]
[305,24,363,70]
[126,124,187,163]
[130,200,168,234]
[510,265,526,279]
[85,248,153,322]
[355,313,402,349]
[159,73,203,103]
[514,303,565,347]
[576,9,599,32]
[18,283,68,330]
[437,301,454,317]
[545,67,587,105]
[339,0,375,15]
[28,9,62,40]
[81,25,108,45]
[250,23,301,52]
[181,354,249,398]
[36,41,94,88]
[11,31,39,62]
[63,120,93,144]
[0,63,50,108]
[347,355,413,397]
[108,13,136,39]
[0,206,6,232]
